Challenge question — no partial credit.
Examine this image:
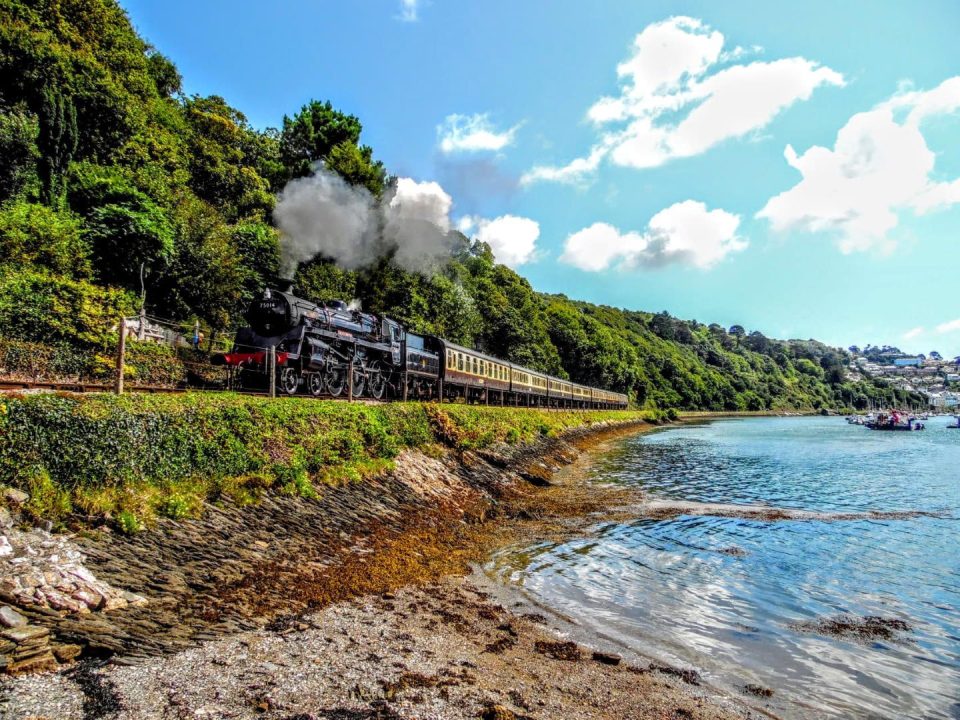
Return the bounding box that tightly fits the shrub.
[0,393,652,527]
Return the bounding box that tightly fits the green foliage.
[0,265,133,345]
[116,510,143,534]
[326,141,385,197]
[0,107,40,201]
[279,99,385,194]
[0,337,94,380]
[280,100,362,178]
[183,95,274,218]
[0,202,90,277]
[37,84,78,206]
[67,163,174,288]
[0,394,652,526]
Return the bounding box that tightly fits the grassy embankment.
[0,393,661,532]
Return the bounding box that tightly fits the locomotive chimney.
[276,278,296,294]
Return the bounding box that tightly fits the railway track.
[0,378,600,409]
[0,379,401,404]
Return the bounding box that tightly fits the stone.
[591,651,622,666]
[13,645,53,662]
[121,591,148,607]
[51,643,82,663]
[480,705,517,720]
[0,507,11,528]
[72,589,103,610]
[0,606,27,628]
[2,488,28,506]
[6,650,58,675]
[1,624,49,643]
[102,595,128,611]
[0,536,12,558]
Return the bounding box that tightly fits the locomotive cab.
[383,318,403,365]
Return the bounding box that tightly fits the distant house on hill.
[893,357,922,367]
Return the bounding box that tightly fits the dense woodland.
[0,0,922,411]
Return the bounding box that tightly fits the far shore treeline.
[0,0,920,412]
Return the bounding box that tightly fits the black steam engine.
[220,283,438,399]
[218,283,628,409]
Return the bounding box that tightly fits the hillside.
[0,0,919,411]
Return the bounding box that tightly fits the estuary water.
[488,416,960,719]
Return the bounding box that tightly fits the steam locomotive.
[217,284,629,409]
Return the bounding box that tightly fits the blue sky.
[120,0,960,356]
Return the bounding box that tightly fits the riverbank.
[0,400,767,718]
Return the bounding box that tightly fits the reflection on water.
[488,417,960,719]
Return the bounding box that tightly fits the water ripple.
[489,416,960,719]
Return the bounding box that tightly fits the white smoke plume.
[274,167,458,277]
[382,177,456,270]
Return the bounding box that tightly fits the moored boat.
[865,411,925,431]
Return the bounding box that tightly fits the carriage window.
[473,358,478,375]
[458,353,463,371]
[447,350,453,369]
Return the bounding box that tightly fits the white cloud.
[437,114,520,154]
[560,200,745,271]
[522,16,842,185]
[397,0,419,22]
[904,326,925,340]
[757,76,960,253]
[561,223,648,272]
[936,318,960,334]
[456,215,475,234]
[387,177,452,231]
[459,214,540,268]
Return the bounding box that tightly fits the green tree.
[0,107,40,201]
[67,163,174,289]
[279,99,384,195]
[37,85,78,206]
[280,100,363,178]
[0,202,90,278]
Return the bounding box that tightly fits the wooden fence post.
[402,370,408,402]
[115,317,126,394]
[348,356,354,402]
[268,346,276,398]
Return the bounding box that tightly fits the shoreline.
[0,414,771,719]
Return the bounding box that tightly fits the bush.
[0,265,134,346]
[0,394,652,527]
[0,203,91,277]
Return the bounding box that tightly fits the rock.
[591,650,622,666]
[51,643,83,663]
[0,536,12,557]
[1,624,49,643]
[13,644,53,662]
[72,589,103,610]
[6,650,58,675]
[121,590,148,607]
[0,606,27,628]
[2,487,28,506]
[480,704,517,720]
[0,507,11,528]
[102,595,128,611]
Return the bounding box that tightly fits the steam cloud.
[275,168,458,277]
